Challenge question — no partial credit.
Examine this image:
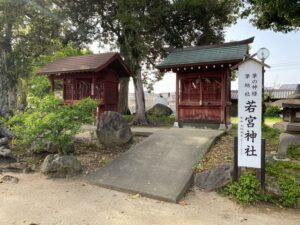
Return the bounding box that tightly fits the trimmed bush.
[265,106,282,117]
[6,95,98,155]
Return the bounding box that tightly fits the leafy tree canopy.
[61,0,240,123]
[242,0,300,32]
[28,44,91,99]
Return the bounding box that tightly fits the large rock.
[194,165,233,191]
[0,175,19,183]
[278,132,300,158]
[0,137,8,146]
[96,111,132,147]
[0,125,14,138]
[0,146,12,158]
[266,181,283,198]
[41,154,82,177]
[147,103,173,117]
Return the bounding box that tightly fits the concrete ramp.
[87,128,223,203]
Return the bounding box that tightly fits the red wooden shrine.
[175,70,231,126]
[157,38,254,128]
[37,53,130,118]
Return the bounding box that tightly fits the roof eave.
[156,59,243,71]
[37,68,96,76]
[95,53,131,76]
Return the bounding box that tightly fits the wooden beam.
[91,74,96,99]
[176,73,179,122]
[48,75,54,93]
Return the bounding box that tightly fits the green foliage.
[265,106,282,117]
[223,161,300,207]
[28,44,92,99]
[278,176,300,207]
[7,95,98,155]
[287,145,300,160]
[266,161,300,207]
[242,0,300,32]
[63,0,240,123]
[224,173,260,204]
[262,125,280,140]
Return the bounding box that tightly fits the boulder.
[194,165,233,191]
[0,146,12,158]
[41,154,82,177]
[147,103,173,117]
[278,132,300,158]
[266,181,283,198]
[0,137,8,146]
[96,111,132,147]
[0,175,19,183]
[0,125,14,138]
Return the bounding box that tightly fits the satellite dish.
[257,48,270,61]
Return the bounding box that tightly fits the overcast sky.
[91,19,300,93]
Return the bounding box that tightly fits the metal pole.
[260,138,266,190]
[262,60,265,126]
[233,137,239,182]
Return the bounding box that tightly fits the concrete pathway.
[87,128,223,203]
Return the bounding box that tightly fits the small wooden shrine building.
[37,53,130,117]
[157,37,254,128]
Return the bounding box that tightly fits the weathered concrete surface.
[278,132,300,158]
[87,128,223,203]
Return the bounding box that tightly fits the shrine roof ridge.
[37,52,131,76]
[156,37,254,69]
[169,37,254,53]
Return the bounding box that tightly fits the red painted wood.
[51,65,123,118]
[176,70,231,124]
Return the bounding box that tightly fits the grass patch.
[196,120,300,208]
[287,145,300,160]
[224,172,261,204]
[231,117,281,125]
[222,161,300,207]
[266,161,300,207]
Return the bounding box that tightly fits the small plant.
[266,161,300,207]
[279,176,300,207]
[224,173,260,204]
[287,144,300,160]
[7,95,98,155]
[265,106,282,117]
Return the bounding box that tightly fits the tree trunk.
[17,78,28,111]
[0,51,18,118]
[118,77,130,115]
[133,69,149,125]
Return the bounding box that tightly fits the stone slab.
[87,128,223,203]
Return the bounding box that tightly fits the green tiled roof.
[157,37,253,69]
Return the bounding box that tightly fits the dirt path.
[0,173,299,225]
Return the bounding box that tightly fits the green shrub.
[7,95,98,155]
[266,161,300,207]
[265,106,282,117]
[279,176,300,207]
[287,145,300,160]
[123,115,134,123]
[224,173,260,204]
[262,125,280,139]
